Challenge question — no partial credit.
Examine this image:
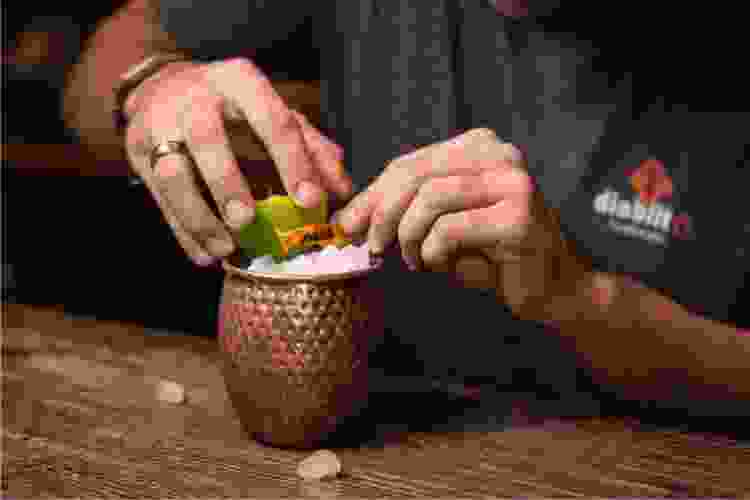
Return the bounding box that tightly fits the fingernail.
[194,253,217,267]
[224,199,254,229]
[333,144,345,162]
[368,238,384,255]
[294,181,321,208]
[403,254,418,272]
[206,238,235,257]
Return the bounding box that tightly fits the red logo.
[628,158,673,206]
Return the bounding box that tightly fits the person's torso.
[312,1,749,380]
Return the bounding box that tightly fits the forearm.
[552,272,749,404]
[61,0,321,164]
[62,0,183,153]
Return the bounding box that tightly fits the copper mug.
[218,254,384,449]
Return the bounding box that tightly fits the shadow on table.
[321,384,602,450]
[321,381,750,449]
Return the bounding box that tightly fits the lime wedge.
[237,193,329,258]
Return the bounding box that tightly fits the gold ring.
[149,140,189,170]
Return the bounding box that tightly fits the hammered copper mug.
[218,254,384,449]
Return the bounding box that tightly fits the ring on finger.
[149,140,190,171]
[149,139,225,221]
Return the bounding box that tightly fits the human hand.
[336,128,591,322]
[124,58,352,264]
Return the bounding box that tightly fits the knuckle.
[465,208,499,233]
[223,100,244,122]
[431,216,456,244]
[465,209,486,227]
[223,57,254,74]
[411,158,434,181]
[468,127,498,141]
[455,175,480,197]
[205,236,236,257]
[397,222,411,246]
[213,167,248,198]
[501,142,524,163]
[184,109,225,145]
[397,213,420,246]
[388,155,423,186]
[153,157,188,181]
[420,177,451,209]
[184,215,222,244]
[421,232,447,264]
[171,80,204,106]
[291,109,308,125]
[274,110,302,139]
[384,156,404,176]
[419,240,432,262]
[372,207,387,227]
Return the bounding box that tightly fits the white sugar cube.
[296,450,342,480]
[156,379,185,405]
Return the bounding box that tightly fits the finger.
[209,59,324,209]
[161,199,219,266]
[349,129,518,254]
[151,153,236,258]
[336,185,381,240]
[127,150,217,266]
[399,168,530,270]
[292,111,353,199]
[398,170,502,269]
[180,95,256,230]
[336,139,445,239]
[341,129,518,242]
[420,202,528,269]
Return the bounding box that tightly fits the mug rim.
[222,255,384,283]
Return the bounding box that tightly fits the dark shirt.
[157,0,748,391]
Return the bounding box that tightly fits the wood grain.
[3,303,749,498]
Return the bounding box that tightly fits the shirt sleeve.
[158,0,312,60]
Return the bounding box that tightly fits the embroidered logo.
[628,158,673,206]
[593,158,693,246]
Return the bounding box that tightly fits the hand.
[125,58,353,264]
[336,128,592,323]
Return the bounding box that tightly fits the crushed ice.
[246,243,372,274]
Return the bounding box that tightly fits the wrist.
[543,270,618,324]
[550,271,649,331]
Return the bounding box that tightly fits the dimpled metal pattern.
[218,261,383,449]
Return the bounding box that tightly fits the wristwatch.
[113,52,189,136]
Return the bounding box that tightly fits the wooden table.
[3,303,749,498]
